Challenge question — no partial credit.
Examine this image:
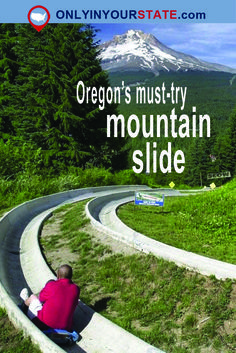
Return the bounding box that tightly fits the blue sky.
[94,23,236,69]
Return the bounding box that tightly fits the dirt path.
[41,209,138,270]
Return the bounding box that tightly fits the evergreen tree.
[227,107,236,175]
[186,137,214,186]
[0,24,18,138]
[9,24,123,171]
[213,134,233,175]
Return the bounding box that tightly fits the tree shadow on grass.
[90,297,112,313]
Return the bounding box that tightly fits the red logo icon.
[28,6,50,32]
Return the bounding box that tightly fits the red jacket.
[38,278,80,331]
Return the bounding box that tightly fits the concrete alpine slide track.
[0,185,236,353]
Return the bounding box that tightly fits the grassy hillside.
[0,171,235,352]
[118,178,236,264]
[0,308,40,353]
[40,180,236,353]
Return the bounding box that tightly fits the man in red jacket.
[20,264,80,331]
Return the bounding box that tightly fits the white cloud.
[152,23,236,68]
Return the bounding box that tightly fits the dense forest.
[0,23,125,176]
[0,23,236,188]
[109,71,236,186]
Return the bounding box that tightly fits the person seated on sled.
[20,264,80,331]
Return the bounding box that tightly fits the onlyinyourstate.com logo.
[28,5,50,32]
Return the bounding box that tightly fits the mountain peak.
[119,29,151,39]
[110,29,160,47]
[122,29,143,37]
[100,30,236,75]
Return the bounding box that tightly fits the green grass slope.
[118,178,236,264]
[41,192,236,353]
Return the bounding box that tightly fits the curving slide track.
[1,185,235,353]
[87,189,236,279]
[0,185,163,353]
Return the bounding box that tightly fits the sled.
[18,301,79,346]
[43,328,79,345]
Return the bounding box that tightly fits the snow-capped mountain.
[100,30,236,74]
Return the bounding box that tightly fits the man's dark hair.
[58,264,73,279]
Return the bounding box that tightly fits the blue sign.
[0,0,235,23]
[135,192,164,206]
